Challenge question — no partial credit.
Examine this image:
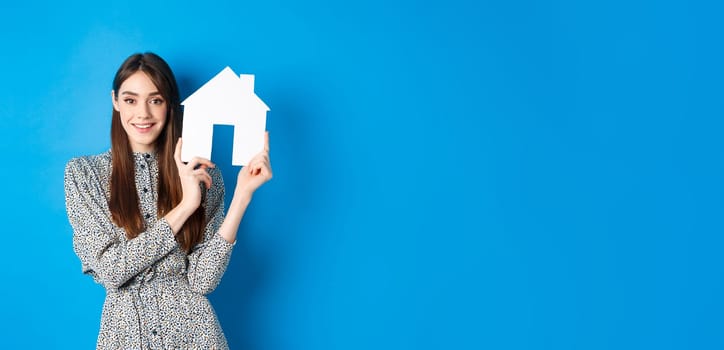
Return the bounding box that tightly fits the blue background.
[1,0,722,349]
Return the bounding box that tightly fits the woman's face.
[112,71,168,153]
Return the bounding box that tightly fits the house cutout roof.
[180,66,269,166]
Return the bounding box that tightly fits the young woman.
[64,52,272,349]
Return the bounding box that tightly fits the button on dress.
[64,151,234,349]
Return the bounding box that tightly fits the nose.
[136,102,152,119]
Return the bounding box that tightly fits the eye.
[123,98,135,104]
[150,98,165,105]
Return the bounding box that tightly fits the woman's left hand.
[236,132,273,197]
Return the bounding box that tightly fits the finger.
[246,155,263,168]
[190,169,213,188]
[244,157,260,173]
[248,152,270,167]
[174,138,183,166]
[264,131,270,153]
[261,163,272,178]
[253,162,272,177]
[198,172,213,189]
[191,167,213,177]
[254,157,268,168]
[248,163,259,175]
[250,161,264,175]
[186,156,215,170]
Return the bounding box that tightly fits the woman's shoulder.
[65,150,112,178]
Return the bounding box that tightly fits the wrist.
[232,186,251,202]
[165,201,197,235]
[177,199,199,216]
[234,190,253,203]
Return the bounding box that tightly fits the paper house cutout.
[180,66,269,166]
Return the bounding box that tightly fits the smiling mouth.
[132,123,156,133]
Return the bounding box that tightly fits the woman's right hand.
[174,138,215,212]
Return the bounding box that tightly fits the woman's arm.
[219,132,273,243]
[167,139,216,234]
[172,133,272,244]
[185,133,272,294]
[65,158,179,290]
[186,167,234,294]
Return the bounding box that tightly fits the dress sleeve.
[64,158,180,290]
[186,167,235,295]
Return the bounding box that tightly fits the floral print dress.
[64,151,234,349]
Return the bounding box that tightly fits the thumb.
[174,138,183,166]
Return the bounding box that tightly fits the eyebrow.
[120,91,162,97]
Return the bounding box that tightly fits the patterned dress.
[64,150,234,349]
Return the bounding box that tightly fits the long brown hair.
[109,52,205,253]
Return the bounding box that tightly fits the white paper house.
[180,66,270,166]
